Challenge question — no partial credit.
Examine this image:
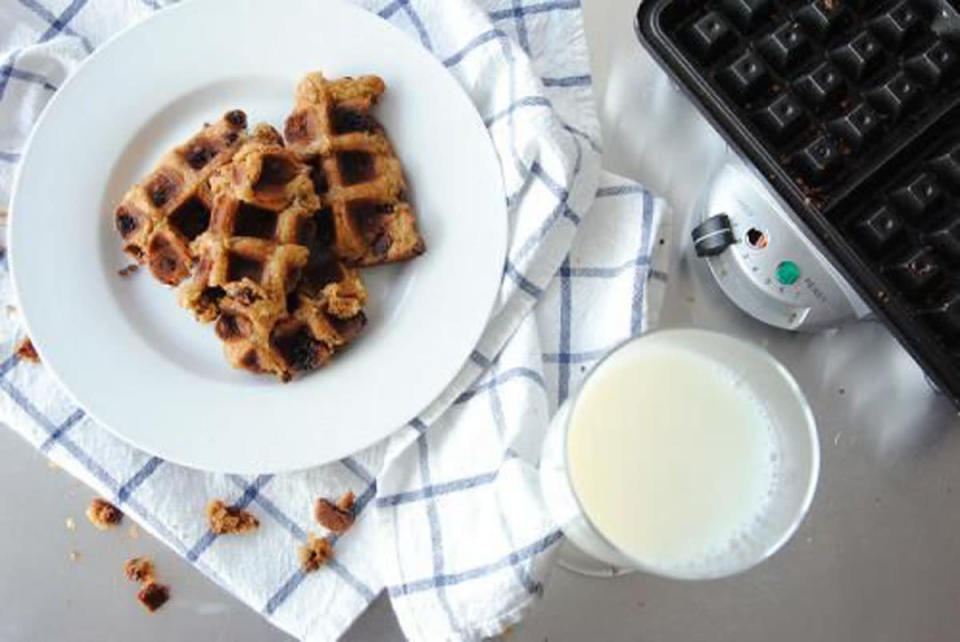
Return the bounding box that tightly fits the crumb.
[47,460,60,470]
[124,557,155,584]
[336,490,355,512]
[5,305,17,318]
[117,264,139,277]
[86,498,123,530]
[299,533,333,572]
[821,0,836,11]
[69,551,81,562]
[314,491,355,534]
[65,517,76,531]
[206,499,259,535]
[658,238,665,245]
[128,524,141,539]
[137,582,170,613]
[14,337,39,363]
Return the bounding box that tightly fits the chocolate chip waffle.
[114,110,248,285]
[179,124,367,381]
[284,72,426,266]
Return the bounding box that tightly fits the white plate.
[9,0,506,473]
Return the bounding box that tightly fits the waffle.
[284,72,425,266]
[179,124,367,381]
[114,110,249,285]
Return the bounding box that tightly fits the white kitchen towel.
[0,1,670,640]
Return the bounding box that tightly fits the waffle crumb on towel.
[298,533,333,572]
[14,337,39,363]
[314,490,355,534]
[336,490,355,512]
[86,498,123,530]
[206,499,259,534]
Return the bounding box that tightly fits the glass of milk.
[539,328,819,580]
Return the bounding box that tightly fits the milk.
[567,339,780,574]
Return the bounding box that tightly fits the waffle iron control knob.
[692,214,737,257]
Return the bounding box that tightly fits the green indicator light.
[776,260,800,285]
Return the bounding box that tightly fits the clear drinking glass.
[539,328,820,579]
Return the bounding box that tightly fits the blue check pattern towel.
[0,0,671,640]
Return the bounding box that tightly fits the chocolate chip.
[199,286,225,307]
[285,110,312,144]
[184,142,216,170]
[240,350,263,372]
[147,235,189,285]
[146,173,178,208]
[115,207,138,237]
[225,110,247,128]
[215,313,252,340]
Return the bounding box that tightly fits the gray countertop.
[3,1,959,640]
